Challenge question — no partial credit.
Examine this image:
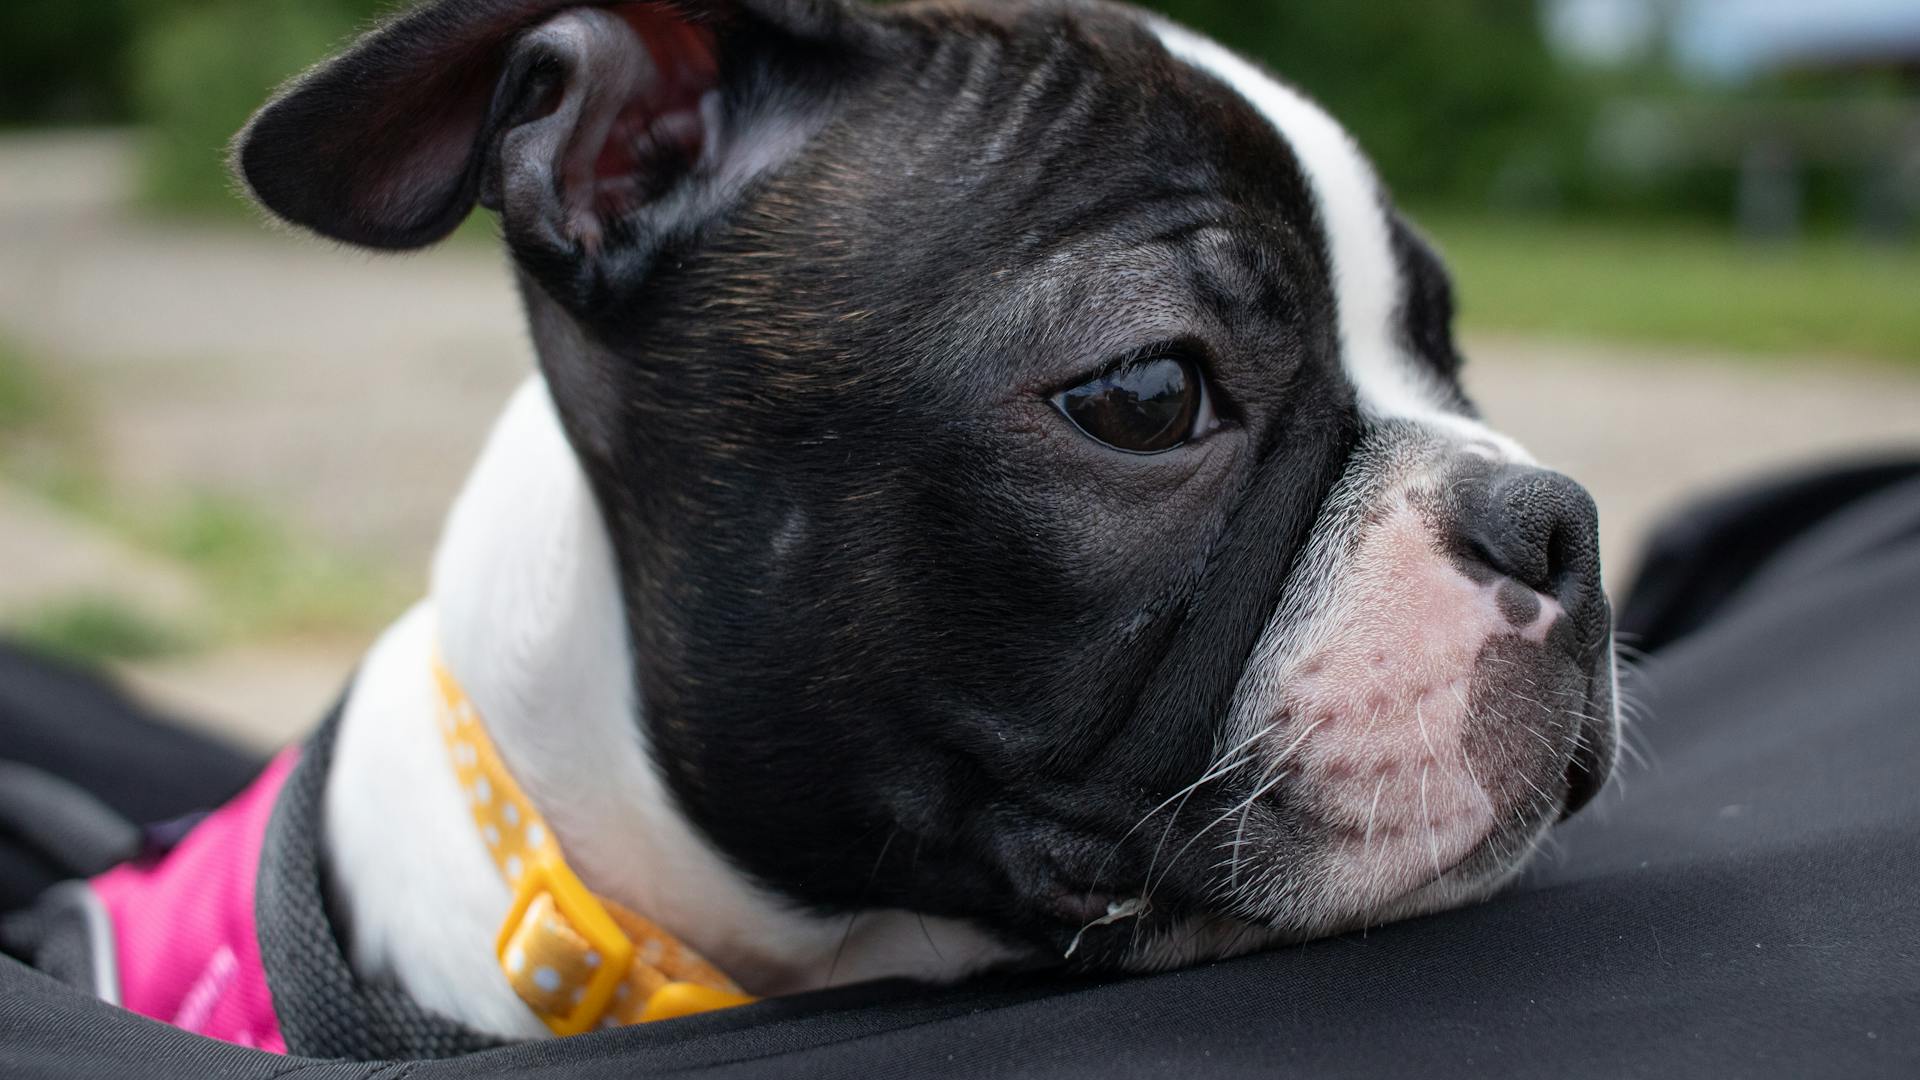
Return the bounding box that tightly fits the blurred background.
[0,0,1915,748]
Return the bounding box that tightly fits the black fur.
[236,0,1613,968]
[536,3,1359,955]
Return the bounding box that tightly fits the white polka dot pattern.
[431,653,752,1034]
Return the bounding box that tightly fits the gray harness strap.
[0,762,142,880]
[255,704,506,1060]
[0,760,142,1002]
[0,882,119,1002]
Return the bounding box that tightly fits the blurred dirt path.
[0,132,529,571]
[1,131,1916,747]
[1466,337,1920,583]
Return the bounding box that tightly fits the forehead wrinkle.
[972,224,1270,387]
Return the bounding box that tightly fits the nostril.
[1545,516,1576,596]
[1545,481,1601,613]
[1468,466,1601,609]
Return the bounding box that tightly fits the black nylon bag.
[3,459,1918,1078]
[0,647,262,910]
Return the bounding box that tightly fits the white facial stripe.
[1150,22,1530,459]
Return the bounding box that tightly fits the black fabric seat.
[0,647,262,911]
[3,460,1917,1079]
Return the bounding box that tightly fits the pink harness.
[88,750,299,1053]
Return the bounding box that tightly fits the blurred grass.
[12,594,195,664]
[0,335,87,472]
[140,492,399,638]
[0,334,402,661]
[133,0,386,215]
[0,337,60,433]
[1423,213,1920,366]
[24,469,404,643]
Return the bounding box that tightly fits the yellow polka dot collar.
[432,655,754,1036]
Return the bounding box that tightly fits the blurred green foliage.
[0,0,1907,229]
[5,0,1585,213]
[132,0,390,211]
[0,0,142,125]
[1153,0,1586,207]
[0,0,385,207]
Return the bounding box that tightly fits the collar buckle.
[496,851,636,1037]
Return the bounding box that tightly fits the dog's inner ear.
[236,1,845,253]
[489,6,723,252]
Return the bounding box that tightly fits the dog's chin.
[1051,831,1547,975]
[1033,676,1615,975]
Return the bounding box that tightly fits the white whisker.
[1363,774,1387,856]
[1420,764,1442,880]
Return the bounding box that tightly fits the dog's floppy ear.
[234,0,873,251]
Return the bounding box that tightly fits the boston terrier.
[17,0,1620,1054]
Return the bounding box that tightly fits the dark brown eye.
[1054,356,1214,455]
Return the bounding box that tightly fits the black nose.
[1452,463,1614,818]
[1457,465,1603,619]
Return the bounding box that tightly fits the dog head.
[237,0,1616,971]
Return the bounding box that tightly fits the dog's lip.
[1048,886,1127,928]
